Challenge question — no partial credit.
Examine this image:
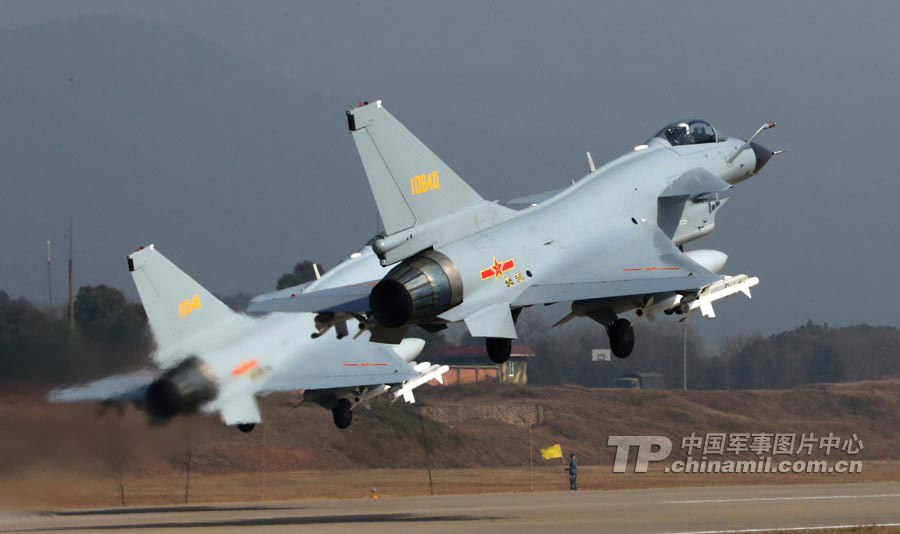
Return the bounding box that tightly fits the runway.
[3,482,900,533]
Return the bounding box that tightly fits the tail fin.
[128,245,234,350]
[347,101,484,235]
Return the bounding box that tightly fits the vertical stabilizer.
[128,245,235,350]
[348,101,484,235]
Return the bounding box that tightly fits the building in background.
[429,345,535,385]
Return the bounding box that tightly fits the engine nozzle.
[145,356,218,420]
[369,250,463,328]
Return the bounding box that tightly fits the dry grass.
[4,460,898,509]
[2,378,900,509]
[757,529,900,533]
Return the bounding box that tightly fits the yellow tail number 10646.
[179,294,201,318]
[410,171,440,195]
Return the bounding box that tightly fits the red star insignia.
[490,257,504,279]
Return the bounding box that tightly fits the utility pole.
[68,218,74,331]
[184,426,192,504]
[682,323,688,391]
[528,424,534,492]
[525,380,534,492]
[260,419,267,501]
[417,406,434,496]
[46,240,52,314]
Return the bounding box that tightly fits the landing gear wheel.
[608,318,635,359]
[332,398,353,429]
[486,337,512,364]
[237,423,255,433]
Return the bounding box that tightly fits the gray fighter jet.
[49,245,449,431]
[250,102,777,363]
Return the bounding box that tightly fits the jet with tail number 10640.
[250,101,779,363]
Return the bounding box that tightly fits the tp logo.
[607,436,673,473]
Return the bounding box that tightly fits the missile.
[357,384,391,407]
[635,250,730,321]
[677,275,760,320]
[635,293,682,321]
[355,361,450,408]
[391,363,450,404]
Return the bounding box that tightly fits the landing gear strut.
[607,318,635,358]
[486,337,512,364]
[484,308,522,364]
[332,398,353,429]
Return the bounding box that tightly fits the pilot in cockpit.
[652,120,719,147]
[666,123,691,146]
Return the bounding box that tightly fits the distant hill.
[0,14,373,301]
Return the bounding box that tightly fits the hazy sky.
[2,1,899,341]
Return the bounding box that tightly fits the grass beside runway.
[723,527,900,534]
[3,460,899,509]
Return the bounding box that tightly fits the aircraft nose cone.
[750,142,774,173]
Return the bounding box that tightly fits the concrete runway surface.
[2,482,900,533]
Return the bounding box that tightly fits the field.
[8,462,899,508]
[2,378,899,508]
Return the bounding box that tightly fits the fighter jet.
[249,101,777,363]
[49,245,449,431]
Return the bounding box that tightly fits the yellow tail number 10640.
[410,171,440,195]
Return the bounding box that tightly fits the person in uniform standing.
[566,452,578,491]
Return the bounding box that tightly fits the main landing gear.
[485,337,512,364]
[484,308,523,364]
[332,398,353,429]
[607,318,635,358]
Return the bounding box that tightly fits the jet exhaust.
[369,250,463,328]
[145,356,219,420]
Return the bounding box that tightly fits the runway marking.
[658,522,900,534]
[662,493,900,504]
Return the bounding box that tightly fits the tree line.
[515,317,900,390]
[1,260,897,389]
[0,260,319,386]
[0,286,150,386]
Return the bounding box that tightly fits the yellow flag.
[541,444,563,460]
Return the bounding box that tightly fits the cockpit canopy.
[651,120,718,146]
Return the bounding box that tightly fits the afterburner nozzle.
[369,250,462,328]
[145,356,218,421]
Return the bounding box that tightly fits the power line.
[68,218,74,331]
[46,240,52,314]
